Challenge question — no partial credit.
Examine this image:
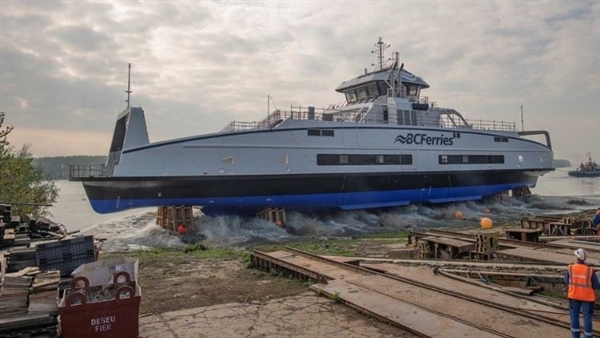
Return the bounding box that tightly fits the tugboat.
[569,153,600,177]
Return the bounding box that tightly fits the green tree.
[0,112,58,217]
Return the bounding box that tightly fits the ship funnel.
[105,107,149,175]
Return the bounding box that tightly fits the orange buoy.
[177,224,187,234]
[480,217,493,229]
[274,220,283,227]
[453,211,463,219]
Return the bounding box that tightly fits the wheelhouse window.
[345,90,357,103]
[356,86,368,100]
[439,155,505,164]
[317,154,413,166]
[378,82,388,96]
[366,83,379,97]
[406,85,420,97]
[494,136,509,142]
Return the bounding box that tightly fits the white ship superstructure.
[71,38,554,215]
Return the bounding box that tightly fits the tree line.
[0,112,58,216]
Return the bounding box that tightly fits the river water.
[47,167,600,252]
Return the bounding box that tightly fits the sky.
[1,1,599,163]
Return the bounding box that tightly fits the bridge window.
[494,136,509,142]
[404,84,420,97]
[356,86,368,100]
[367,83,379,97]
[378,82,388,96]
[345,90,357,103]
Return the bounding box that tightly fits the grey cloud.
[51,26,112,53]
[1,1,599,158]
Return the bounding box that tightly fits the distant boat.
[569,152,600,177]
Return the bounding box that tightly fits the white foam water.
[50,178,600,253]
[73,195,600,252]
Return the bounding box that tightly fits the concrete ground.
[139,292,415,338]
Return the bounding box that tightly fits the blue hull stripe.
[89,182,531,215]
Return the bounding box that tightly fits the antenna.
[371,37,390,71]
[520,105,524,131]
[125,63,132,108]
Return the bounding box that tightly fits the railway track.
[252,247,584,338]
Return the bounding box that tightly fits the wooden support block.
[156,206,194,232]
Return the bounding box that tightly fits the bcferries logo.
[394,133,454,146]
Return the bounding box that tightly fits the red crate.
[59,272,140,338]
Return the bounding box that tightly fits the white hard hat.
[575,248,587,261]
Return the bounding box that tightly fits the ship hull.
[75,169,545,215]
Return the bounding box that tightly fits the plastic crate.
[39,256,96,277]
[36,236,95,265]
[59,272,140,338]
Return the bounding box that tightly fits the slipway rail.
[425,228,600,252]
[251,247,583,338]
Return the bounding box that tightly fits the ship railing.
[68,164,109,178]
[222,105,518,132]
[222,106,344,131]
[465,119,517,131]
[435,108,516,131]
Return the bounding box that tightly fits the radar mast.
[371,37,390,71]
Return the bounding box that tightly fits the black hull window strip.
[317,154,413,166]
[439,155,505,165]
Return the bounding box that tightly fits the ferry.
[70,38,554,216]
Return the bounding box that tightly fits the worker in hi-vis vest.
[565,248,600,338]
[593,208,600,230]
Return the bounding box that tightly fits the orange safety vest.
[567,264,595,302]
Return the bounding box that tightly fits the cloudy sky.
[1,1,599,162]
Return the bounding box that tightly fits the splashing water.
[78,194,600,252]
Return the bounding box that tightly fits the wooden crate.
[156,206,193,232]
[256,208,286,226]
